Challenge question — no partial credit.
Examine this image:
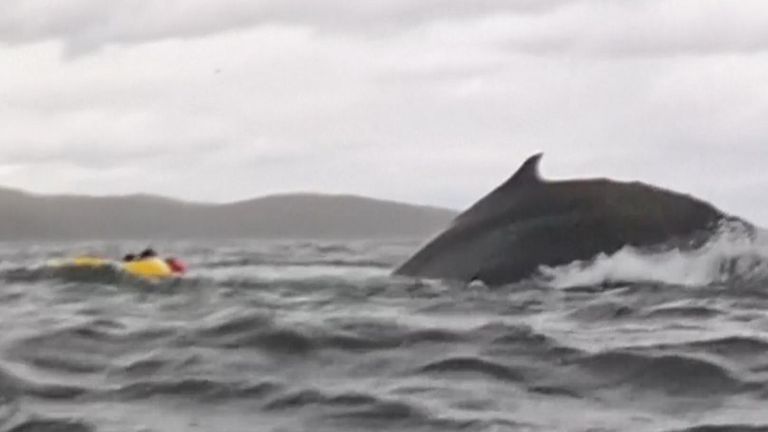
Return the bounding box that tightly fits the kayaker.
[138,248,158,260]
[123,254,136,262]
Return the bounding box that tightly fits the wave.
[417,357,525,383]
[481,323,583,359]
[0,362,88,403]
[110,378,279,401]
[325,400,478,431]
[662,336,768,357]
[1,266,119,284]
[540,221,768,288]
[643,305,725,319]
[203,258,392,269]
[6,418,94,432]
[264,387,478,431]
[8,321,178,377]
[665,425,768,432]
[631,336,768,375]
[189,311,467,355]
[263,389,378,411]
[569,350,754,396]
[117,352,204,379]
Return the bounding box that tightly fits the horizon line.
[0,184,460,212]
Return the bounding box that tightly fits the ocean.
[1,233,768,432]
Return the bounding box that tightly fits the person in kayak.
[138,248,158,259]
[123,253,136,262]
[121,248,187,277]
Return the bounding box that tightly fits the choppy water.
[3,234,768,432]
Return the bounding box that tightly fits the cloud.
[495,0,768,57]
[0,0,575,53]
[2,0,768,58]
[1,2,768,224]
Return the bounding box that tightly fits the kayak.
[70,256,111,267]
[51,256,180,279]
[122,258,175,278]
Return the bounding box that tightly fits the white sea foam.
[539,221,768,288]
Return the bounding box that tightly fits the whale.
[395,153,747,285]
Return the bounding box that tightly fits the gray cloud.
[0,0,575,53]
[497,1,768,57]
[3,0,768,57]
[1,1,768,225]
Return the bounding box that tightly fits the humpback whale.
[395,153,744,285]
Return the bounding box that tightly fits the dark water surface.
[2,238,768,432]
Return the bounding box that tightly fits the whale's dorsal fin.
[450,153,545,225]
[505,153,543,187]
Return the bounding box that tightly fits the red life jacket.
[166,258,187,274]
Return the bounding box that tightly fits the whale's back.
[395,154,730,285]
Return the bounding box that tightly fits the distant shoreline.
[0,186,457,241]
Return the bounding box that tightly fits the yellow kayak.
[52,256,177,279]
[122,258,175,279]
[48,256,111,269]
[70,256,111,267]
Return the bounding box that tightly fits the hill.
[0,187,457,240]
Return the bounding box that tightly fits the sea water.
[1,233,768,431]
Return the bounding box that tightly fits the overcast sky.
[2,1,768,223]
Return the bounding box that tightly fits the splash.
[539,220,768,288]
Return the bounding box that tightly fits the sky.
[2,1,768,223]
